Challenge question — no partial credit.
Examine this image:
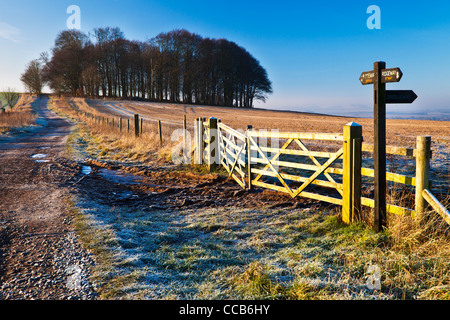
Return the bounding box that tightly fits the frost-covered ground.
[76,198,398,299]
[73,178,450,301]
[70,139,449,300]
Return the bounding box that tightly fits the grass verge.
[0,94,37,134]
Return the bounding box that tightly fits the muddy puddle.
[80,165,142,184]
[98,168,145,185]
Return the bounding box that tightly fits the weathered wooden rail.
[194,117,449,230]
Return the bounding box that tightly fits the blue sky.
[1,0,450,117]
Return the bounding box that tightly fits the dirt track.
[0,96,97,299]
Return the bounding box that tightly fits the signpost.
[360,61,417,232]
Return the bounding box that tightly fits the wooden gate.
[201,119,359,221]
[218,122,248,189]
[247,130,345,206]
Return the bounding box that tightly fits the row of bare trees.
[21,28,272,108]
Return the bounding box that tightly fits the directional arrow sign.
[381,68,403,83]
[386,90,418,104]
[360,71,375,85]
[360,68,403,85]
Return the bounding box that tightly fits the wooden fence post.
[415,135,431,220]
[194,118,201,165]
[140,118,143,135]
[207,117,218,171]
[134,114,139,137]
[198,118,204,164]
[127,119,130,133]
[158,120,162,147]
[183,115,187,158]
[342,122,362,224]
[217,119,222,165]
[120,118,123,132]
[247,125,253,190]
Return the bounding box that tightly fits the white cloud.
[0,22,21,43]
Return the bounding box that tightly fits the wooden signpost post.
[360,61,417,232]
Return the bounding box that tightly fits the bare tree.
[43,30,88,96]
[0,88,21,113]
[21,59,44,95]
